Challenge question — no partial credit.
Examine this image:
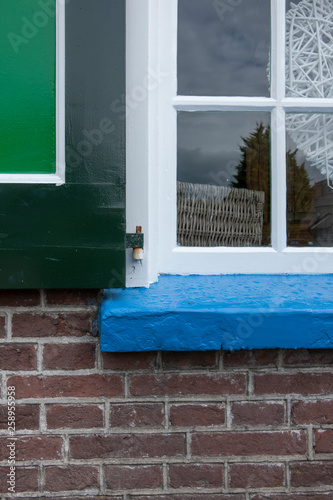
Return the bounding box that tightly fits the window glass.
[286,0,333,98]
[177,111,271,246]
[178,0,271,96]
[286,113,333,247]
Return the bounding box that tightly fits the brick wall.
[0,289,333,499]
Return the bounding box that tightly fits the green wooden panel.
[0,0,126,288]
[0,0,56,173]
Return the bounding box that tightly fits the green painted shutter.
[0,0,126,288]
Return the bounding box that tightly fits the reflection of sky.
[177,112,270,186]
[178,0,271,96]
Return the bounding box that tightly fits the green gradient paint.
[0,0,56,174]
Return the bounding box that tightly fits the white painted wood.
[161,246,333,275]
[283,97,333,110]
[173,96,277,110]
[0,174,64,184]
[0,0,65,184]
[271,0,286,251]
[158,0,179,275]
[125,0,160,287]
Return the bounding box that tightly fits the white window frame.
[0,0,65,185]
[126,0,333,287]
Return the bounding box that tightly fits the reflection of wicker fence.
[177,182,265,247]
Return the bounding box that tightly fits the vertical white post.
[158,0,179,272]
[271,0,287,251]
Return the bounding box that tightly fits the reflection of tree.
[231,123,270,226]
[287,149,312,222]
[231,123,312,243]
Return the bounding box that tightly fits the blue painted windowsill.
[99,275,333,352]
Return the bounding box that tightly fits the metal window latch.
[126,226,144,260]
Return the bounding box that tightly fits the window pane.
[177,112,271,247]
[286,0,333,98]
[178,0,271,96]
[286,113,333,247]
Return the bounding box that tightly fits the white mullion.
[271,0,286,251]
[271,0,285,101]
[271,107,287,251]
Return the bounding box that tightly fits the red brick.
[254,372,333,395]
[129,373,246,396]
[102,351,157,370]
[131,496,243,500]
[231,401,285,426]
[170,404,225,427]
[224,349,278,367]
[0,316,6,338]
[283,349,333,366]
[290,461,333,487]
[162,351,218,370]
[291,399,333,424]
[0,290,40,307]
[229,463,284,488]
[169,463,223,489]
[252,494,333,499]
[19,498,122,500]
[7,374,123,398]
[110,403,164,428]
[192,431,306,456]
[70,433,185,459]
[12,312,93,338]
[0,466,38,493]
[0,436,63,461]
[0,344,37,370]
[46,404,103,429]
[45,289,99,305]
[104,464,162,490]
[43,343,95,370]
[45,465,98,491]
[314,429,333,453]
[0,404,39,430]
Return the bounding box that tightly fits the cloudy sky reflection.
[177,111,271,186]
[178,0,271,96]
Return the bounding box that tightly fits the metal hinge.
[126,226,144,260]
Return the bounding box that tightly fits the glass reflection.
[178,0,271,96]
[177,112,271,247]
[286,113,333,247]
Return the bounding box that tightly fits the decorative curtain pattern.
[285,0,333,188]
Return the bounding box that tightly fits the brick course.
[0,289,332,499]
